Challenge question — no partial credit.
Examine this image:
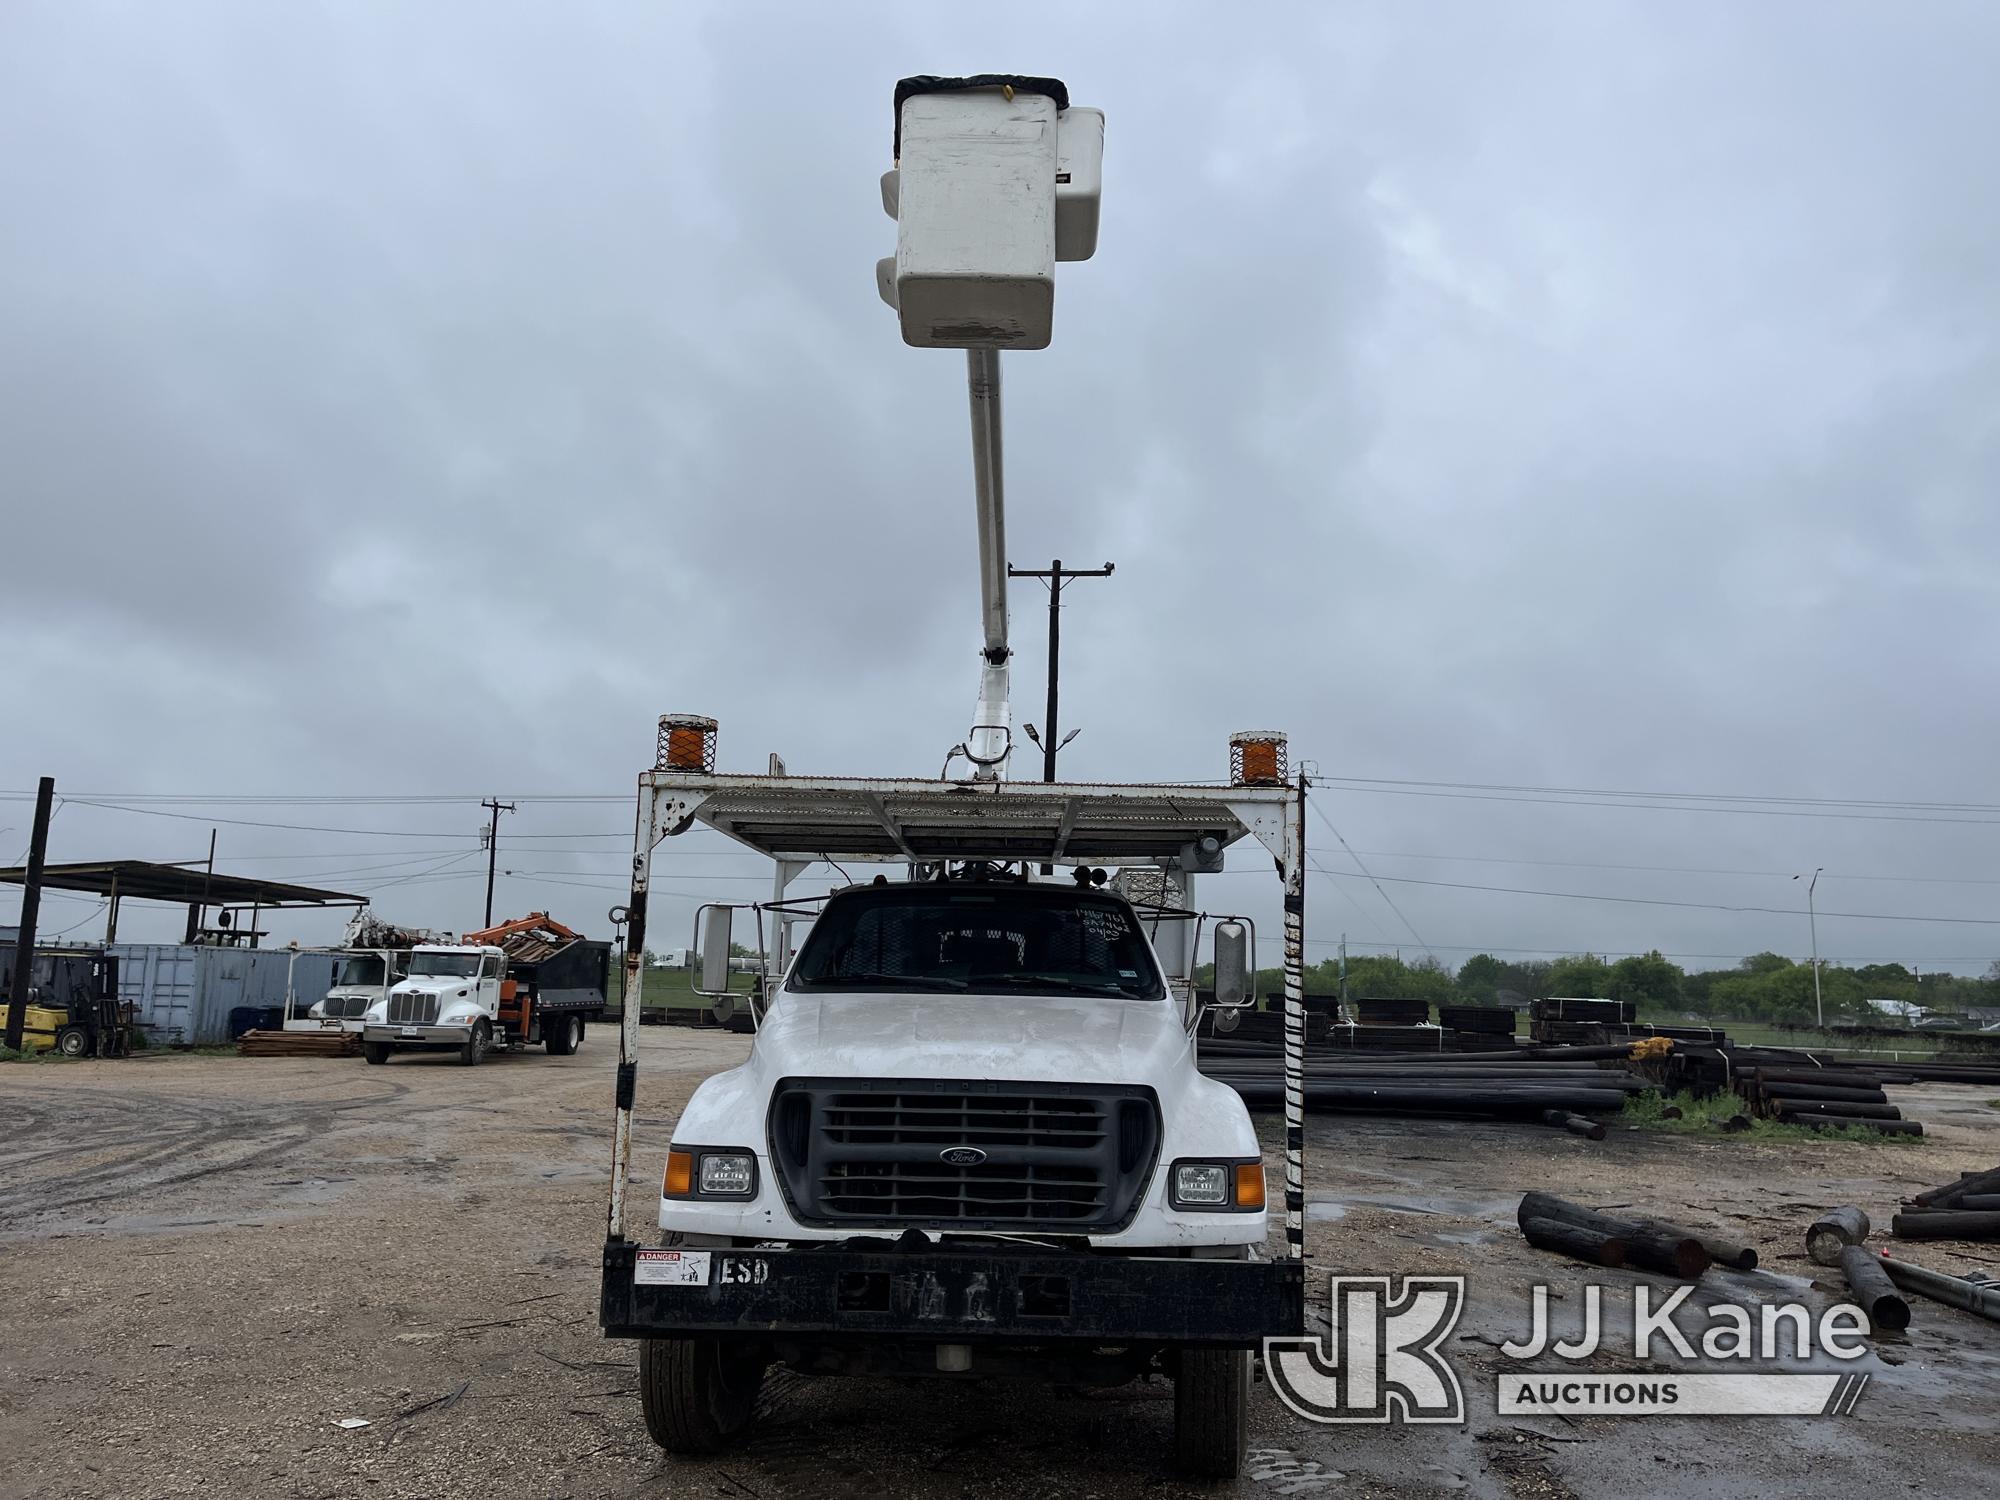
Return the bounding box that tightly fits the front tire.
[1173,1347,1250,1480]
[638,1337,764,1454]
[362,1041,392,1065]
[56,1026,90,1058]
[545,1013,581,1056]
[459,1020,490,1067]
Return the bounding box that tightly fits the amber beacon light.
[1228,731,1288,787]
[657,714,718,773]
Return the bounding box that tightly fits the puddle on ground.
[1308,1192,1518,1223]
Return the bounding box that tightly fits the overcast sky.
[5,2,1999,976]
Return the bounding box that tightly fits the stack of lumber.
[1529,997,1636,1043]
[235,1029,361,1059]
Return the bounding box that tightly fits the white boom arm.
[966,347,1011,777]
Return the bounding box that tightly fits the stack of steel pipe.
[1198,1036,1654,1119]
[1733,1064,1920,1136]
[1892,1167,2000,1241]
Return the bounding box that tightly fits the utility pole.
[481,798,516,929]
[1795,867,1823,1028]
[1008,558,1114,781]
[4,777,55,1052]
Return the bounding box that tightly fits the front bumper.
[599,1237,1303,1347]
[361,1024,469,1046]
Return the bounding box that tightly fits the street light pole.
[1795,867,1824,1028]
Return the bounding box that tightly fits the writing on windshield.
[789,886,1163,1000]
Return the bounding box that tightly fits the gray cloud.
[6,2,2000,975]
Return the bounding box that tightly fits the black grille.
[322,995,370,1020]
[387,992,439,1026]
[770,1078,1158,1232]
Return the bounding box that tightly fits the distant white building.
[1864,997,1924,1023]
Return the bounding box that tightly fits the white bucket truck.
[596,76,1309,1481]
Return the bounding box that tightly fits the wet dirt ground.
[2,1030,1997,1500]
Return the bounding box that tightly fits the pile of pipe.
[1197,1034,1656,1120]
[1892,1167,2000,1242]
[1732,1064,1922,1137]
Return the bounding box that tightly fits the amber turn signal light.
[663,1149,694,1198]
[1234,1163,1266,1211]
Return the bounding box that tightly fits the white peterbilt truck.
[597,75,1310,1481]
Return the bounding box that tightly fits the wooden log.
[1786,1115,1923,1137]
[1957,1194,2000,1212]
[1912,1166,2000,1209]
[1721,1114,1754,1133]
[1837,1245,1911,1331]
[1890,1211,2000,1241]
[1520,1215,1627,1267]
[1517,1192,1710,1277]
[1542,1108,1606,1141]
[1807,1206,1871,1266]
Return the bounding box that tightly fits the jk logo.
[1265,1275,1467,1424]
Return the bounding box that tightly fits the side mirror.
[695,905,734,998]
[710,995,736,1025]
[1213,920,1253,1008]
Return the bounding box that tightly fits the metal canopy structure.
[641,771,1293,867]
[0,860,368,945]
[0,861,366,909]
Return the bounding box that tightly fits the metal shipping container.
[108,944,340,1046]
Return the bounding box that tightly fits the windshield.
[335,955,386,988]
[411,952,481,979]
[789,884,1164,1000]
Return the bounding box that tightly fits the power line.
[1313,782,2000,827]
[1310,865,2000,926]
[1342,848,2000,889]
[1306,796,1431,957]
[1318,774,2000,814]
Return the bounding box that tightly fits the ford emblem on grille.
[939,1146,987,1166]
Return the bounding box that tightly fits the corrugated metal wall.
[109,945,340,1045]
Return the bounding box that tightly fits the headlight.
[665,1147,758,1200]
[1171,1159,1265,1211]
[699,1153,756,1197]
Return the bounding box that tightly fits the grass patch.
[0,1045,53,1064]
[1621,1088,1924,1145]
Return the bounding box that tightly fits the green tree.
[1546,953,1612,998]
[1607,950,1683,1013]
[1455,954,1505,1004]
[1738,951,1793,976]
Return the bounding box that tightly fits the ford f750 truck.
[597,74,1310,1480]
[599,760,1309,1478]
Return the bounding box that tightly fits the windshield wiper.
[971,972,1134,996]
[805,971,968,991]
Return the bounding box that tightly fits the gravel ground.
[2,1029,1997,1500]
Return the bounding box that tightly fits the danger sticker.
[635,1249,711,1287]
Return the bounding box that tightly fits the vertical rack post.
[606,778,660,1246]
[1282,773,1308,1266]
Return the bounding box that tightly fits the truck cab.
[308,948,407,1033]
[360,944,507,1065]
[660,875,1262,1251]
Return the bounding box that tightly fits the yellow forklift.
[3,948,129,1057]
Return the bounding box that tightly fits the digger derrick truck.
[361,913,608,1065]
[597,76,1308,1480]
